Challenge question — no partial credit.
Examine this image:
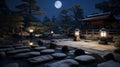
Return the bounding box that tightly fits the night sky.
[6,0,106,19]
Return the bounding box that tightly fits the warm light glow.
[35,34,42,37]
[29,29,34,33]
[100,31,107,37]
[55,0,62,9]
[100,28,107,38]
[51,30,54,34]
[75,31,79,36]
[29,42,33,46]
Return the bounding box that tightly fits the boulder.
[0,51,6,58]
[15,46,30,49]
[33,46,46,51]
[103,53,115,61]
[3,63,18,67]
[74,49,85,56]
[52,53,67,60]
[61,46,70,52]
[37,40,44,45]
[13,51,40,58]
[75,55,96,64]
[31,45,39,48]
[7,49,30,55]
[0,48,14,52]
[27,55,53,63]
[98,60,120,67]
[49,43,57,49]
[48,59,79,67]
[41,49,55,54]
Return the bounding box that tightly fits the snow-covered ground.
[41,38,116,56]
[55,40,116,56]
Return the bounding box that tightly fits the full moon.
[54,1,62,9]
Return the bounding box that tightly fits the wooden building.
[81,12,119,29]
[80,13,120,40]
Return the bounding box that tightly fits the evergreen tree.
[43,16,55,31]
[60,4,83,32]
[95,0,120,16]
[16,0,44,27]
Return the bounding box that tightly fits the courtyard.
[1,0,120,67]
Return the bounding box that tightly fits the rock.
[103,53,115,61]
[61,46,70,52]
[3,63,18,67]
[48,59,79,67]
[0,52,6,58]
[75,55,96,64]
[74,49,85,56]
[52,53,67,60]
[49,43,57,49]
[98,60,120,67]
[27,55,53,63]
[0,45,12,48]
[41,49,55,54]
[7,49,30,55]
[34,47,46,51]
[13,51,40,58]
[37,40,44,45]
[15,46,30,49]
[31,45,39,48]
[0,48,14,52]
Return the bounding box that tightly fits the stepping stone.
[31,45,39,48]
[0,48,14,52]
[75,55,96,64]
[52,53,67,60]
[48,59,79,67]
[27,55,53,63]
[7,49,30,55]
[33,47,46,51]
[13,51,40,58]
[0,51,6,58]
[98,60,120,67]
[3,63,18,67]
[0,45,13,48]
[41,49,55,54]
[13,44,24,47]
[15,46,30,49]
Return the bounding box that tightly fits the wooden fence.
[81,29,120,40]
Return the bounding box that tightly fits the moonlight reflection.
[54,0,62,9]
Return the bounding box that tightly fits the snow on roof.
[82,12,111,21]
[87,12,111,18]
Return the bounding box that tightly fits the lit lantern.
[50,30,54,36]
[74,29,80,41]
[29,29,34,40]
[51,30,54,34]
[75,30,79,36]
[29,41,33,46]
[99,28,108,44]
[100,28,107,38]
[29,29,34,33]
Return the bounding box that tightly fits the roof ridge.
[87,12,111,18]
